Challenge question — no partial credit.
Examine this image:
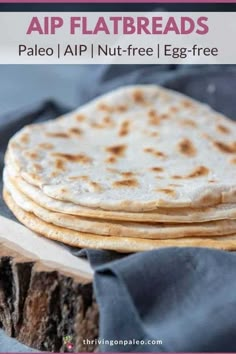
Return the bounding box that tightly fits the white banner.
[0,12,234,64]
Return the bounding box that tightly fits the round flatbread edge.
[3,189,236,253]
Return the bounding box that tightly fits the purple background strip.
[0,0,235,3]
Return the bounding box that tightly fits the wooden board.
[0,215,98,352]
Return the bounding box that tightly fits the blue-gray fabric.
[1,65,236,352]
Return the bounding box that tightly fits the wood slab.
[0,215,98,352]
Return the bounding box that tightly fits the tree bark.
[0,216,98,352]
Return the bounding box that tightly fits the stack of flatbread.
[3,85,236,252]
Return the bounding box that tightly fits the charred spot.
[121,171,134,178]
[68,175,89,181]
[105,156,117,164]
[148,110,160,125]
[97,103,113,113]
[54,158,66,171]
[89,181,103,192]
[20,134,29,144]
[156,188,176,196]
[144,147,166,158]
[119,120,130,137]
[173,166,209,179]
[25,151,39,160]
[178,138,196,157]
[32,163,42,173]
[169,106,179,113]
[160,113,169,120]
[106,168,119,174]
[69,127,83,136]
[216,125,230,134]
[113,178,139,188]
[52,153,92,164]
[181,99,193,108]
[28,173,41,182]
[106,144,127,157]
[38,143,54,150]
[229,157,236,164]
[150,167,164,172]
[91,116,114,129]
[116,104,128,113]
[213,141,236,154]
[188,166,209,178]
[103,116,113,125]
[46,132,69,139]
[60,188,68,193]
[180,119,197,128]
[76,114,86,122]
[133,90,145,104]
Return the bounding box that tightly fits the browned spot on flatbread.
[46,132,69,139]
[216,124,230,134]
[91,122,104,129]
[116,104,128,113]
[50,171,60,178]
[107,168,119,174]
[60,188,68,193]
[68,175,89,181]
[76,114,86,122]
[119,120,130,137]
[202,133,211,140]
[213,140,236,154]
[88,181,103,192]
[156,188,176,196]
[144,147,166,158]
[169,106,179,113]
[91,116,114,129]
[38,143,54,150]
[113,178,139,188]
[160,113,169,120]
[229,157,236,164]
[27,173,41,182]
[180,119,197,128]
[25,151,39,160]
[32,163,42,173]
[105,156,117,164]
[173,166,209,179]
[150,167,163,172]
[133,90,145,104]
[181,99,194,108]
[178,138,196,157]
[10,142,20,149]
[186,165,209,178]
[20,134,29,144]
[148,110,160,125]
[121,171,134,178]
[97,103,113,113]
[103,116,113,125]
[106,144,127,157]
[54,158,66,171]
[69,127,83,136]
[52,153,92,164]
[149,132,159,137]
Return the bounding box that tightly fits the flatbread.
[5,170,236,239]
[4,189,236,253]
[5,163,236,224]
[7,85,236,211]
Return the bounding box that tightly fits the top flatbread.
[7,85,236,212]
